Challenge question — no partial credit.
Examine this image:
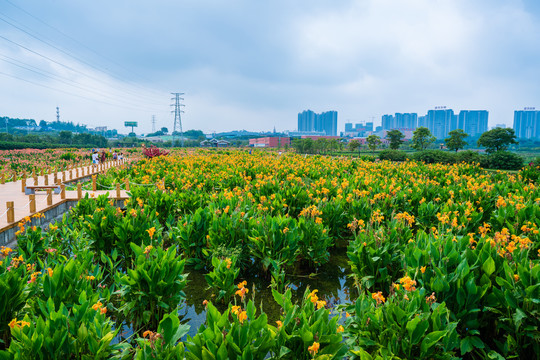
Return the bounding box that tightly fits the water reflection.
[112,246,354,342]
[181,245,354,337]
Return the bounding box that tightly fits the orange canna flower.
[146,227,156,239]
[308,341,320,356]
[143,245,153,255]
[238,310,248,324]
[371,291,386,305]
[8,318,17,329]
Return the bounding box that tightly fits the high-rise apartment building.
[381,113,417,130]
[425,109,455,139]
[298,110,338,136]
[458,110,488,137]
[381,114,394,130]
[513,108,540,139]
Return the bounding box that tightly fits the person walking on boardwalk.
[92,151,99,166]
[100,150,106,164]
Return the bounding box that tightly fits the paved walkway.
[0,160,130,231]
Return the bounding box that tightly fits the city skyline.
[298,110,338,136]
[1,1,540,134]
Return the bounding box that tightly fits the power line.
[2,0,165,97]
[0,70,165,113]
[0,54,166,112]
[0,28,163,106]
[0,34,168,112]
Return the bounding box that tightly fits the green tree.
[386,130,405,150]
[315,138,328,154]
[160,127,168,134]
[348,139,360,153]
[292,138,314,154]
[183,129,204,139]
[366,135,382,153]
[445,129,468,152]
[477,128,518,153]
[329,139,339,152]
[58,130,73,144]
[411,127,436,151]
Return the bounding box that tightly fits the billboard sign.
[124,121,138,127]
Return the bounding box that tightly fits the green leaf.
[487,350,505,360]
[406,316,429,345]
[460,337,474,355]
[483,256,495,276]
[420,331,446,356]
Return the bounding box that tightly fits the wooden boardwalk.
[0,160,130,232]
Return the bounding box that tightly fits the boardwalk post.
[116,183,121,198]
[77,183,82,199]
[62,172,66,182]
[76,168,79,177]
[61,184,65,199]
[1,173,4,184]
[21,178,26,193]
[33,175,38,186]
[92,175,96,191]
[125,178,130,191]
[44,174,49,185]
[6,202,14,223]
[29,194,36,213]
[69,170,73,180]
[54,172,58,184]
[47,189,53,205]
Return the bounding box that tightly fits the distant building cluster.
[381,108,488,139]
[249,137,291,148]
[513,108,540,139]
[343,122,374,137]
[298,110,338,136]
[382,113,417,131]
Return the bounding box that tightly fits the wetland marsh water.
[180,245,354,337]
[115,245,355,341]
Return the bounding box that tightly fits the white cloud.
[1,0,539,133]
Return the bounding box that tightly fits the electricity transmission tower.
[171,93,185,147]
[151,115,156,133]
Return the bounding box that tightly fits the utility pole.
[171,93,185,147]
[151,115,156,133]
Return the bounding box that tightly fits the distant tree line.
[376,127,525,170]
[291,138,342,154]
[0,131,107,149]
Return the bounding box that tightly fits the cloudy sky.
[1,0,539,134]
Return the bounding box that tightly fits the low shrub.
[483,151,524,170]
[379,150,408,162]
[413,150,455,164]
[455,150,482,164]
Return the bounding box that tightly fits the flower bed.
[0,150,538,359]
